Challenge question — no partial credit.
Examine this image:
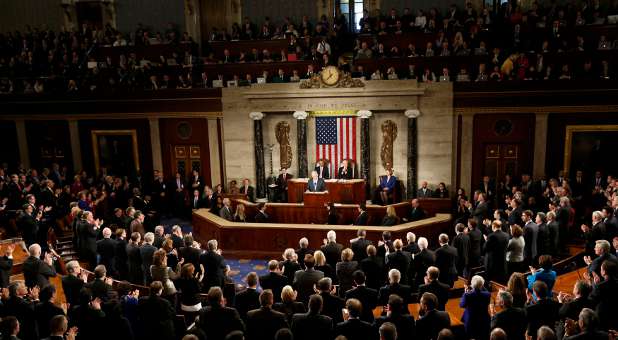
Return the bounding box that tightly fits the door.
[170,145,202,179]
[483,143,520,181]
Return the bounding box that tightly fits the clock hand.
[326,73,333,80]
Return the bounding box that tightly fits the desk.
[288,179,366,204]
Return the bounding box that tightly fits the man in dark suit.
[409,199,426,222]
[416,181,433,198]
[293,254,324,303]
[469,192,489,228]
[484,221,510,283]
[491,291,527,340]
[96,227,116,276]
[585,239,617,277]
[522,210,539,264]
[23,244,56,289]
[291,294,334,340]
[434,234,458,287]
[414,237,436,288]
[235,272,261,321]
[199,286,246,340]
[246,290,289,340]
[564,308,609,340]
[296,237,313,269]
[337,160,352,180]
[582,211,608,255]
[85,265,112,301]
[478,175,495,204]
[508,198,524,227]
[179,235,202,274]
[138,281,176,340]
[350,229,373,261]
[254,202,270,223]
[452,223,470,277]
[277,168,293,202]
[61,260,86,307]
[526,281,561,338]
[307,170,327,192]
[34,285,65,339]
[260,260,288,303]
[378,269,413,307]
[0,243,15,288]
[219,198,233,221]
[386,239,412,285]
[588,256,618,331]
[360,245,384,290]
[140,232,157,284]
[546,211,561,257]
[240,178,256,202]
[321,230,343,269]
[354,203,369,226]
[126,232,144,285]
[4,281,39,340]
[344,271,378,323]
[17,204,40,247]
[190,189,205,209]
[374,294,416,340]
[170,172,187,217]
[467,219,484,268]
[78,211,101,268]
[334,298,377,340]
[200,239,227,291]
[314,160,330,179]
[416,292,451,340]
[557,280,594,324]
[418,266,450,311]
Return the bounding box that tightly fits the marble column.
[250,112,266,199]
[293,111,308,178]
[68,119,82,172]
[405,109,421,199]
[15,119,30,169]
[357,110,372,200]
[148,118,163,172]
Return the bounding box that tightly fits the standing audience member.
[23,243,56,289]
[198,286,246,340]
[245,290,289,340]
[416,292,451,340]
[460,275,491,340]
[435,234,458,287]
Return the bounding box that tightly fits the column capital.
[292,111,308,120]
[249,111,265,120]
[404,109,421,119]
[356,110,372,119]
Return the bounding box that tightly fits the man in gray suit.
[417,181,433,198]
[293,254,324,304]
[220,198,233,221]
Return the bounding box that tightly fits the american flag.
[315,116,357,177]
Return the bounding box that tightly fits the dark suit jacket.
[374,312,416,340]
[320,291,345,324]
[85,279,111,301]
[417,187,433,198]
[418,280,450,311]
[198,305,245,340]
[589,276,618,330]
[200,250,226,290]
[452,233,470,274]
[127,243,143,284]
[360,256,384,290]
[23,256,56,288]
[2,295,37,340]
[322,242,344,269]
[558,297,595,322]
[351,238,373,261]
[378,283,413,307]
[314,166,330,179]
[470,201,489,227]
[345,285,378,322]
[307,178,326,192]
[96,238,117,273]
[414,249,436,285]
[409,207,426,221]
[137,295,176,340]
[387,250,412,285]
[255,211,269,223]
[435,245,458,287]
[259,272,288,303]
[277,173,293,191]
[239,185,256,202]
[139,244,157,283]
[293,268,324,303]
[416,309,451,340]
[246,307,289,340]
[484,230,509,282]
[525,298,561,337]
[291,312,333,340]
[491,307,527,340]
[61,274,84,307]
[35,301,65,338]
[564,331,609,340]
[523,221,539,261]
[354,211,369,226]
[235,288,261,320]
[468,228,484,267]
[335,318,378,340]
[338,166,352,179]
[179,246,201,273]
[0,255,13,287]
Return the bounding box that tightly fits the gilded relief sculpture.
[380,120,398,170]
[275,121,293,169]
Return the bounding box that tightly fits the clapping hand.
[66,326,78,340]
[29,286,40,301]
[90,297,102,310]
[583,255,592,266]
[44,252,54,266]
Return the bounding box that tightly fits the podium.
[303,191,330,207]
[288,179,366,204]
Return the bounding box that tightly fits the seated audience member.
[345,270,378,323]
[334,298,377,340]
[589,260,618,331]
[281,248,302,284]
[374,295,416,340]
[409,199,426,221]
[296,237,313,269]
[34,285,65,338]
[416,292,451,340]
[528,255,557,298]
[435,234,458,287]
[316,277,345,323]
[246,290,289,340]
[490,328,507,340]
[327,202,339,225]
[239,178,255,202]
[361,245,384,290]
[220,198,233,221]
[417,181,433,198]
[419,266,450,311]
[378,168,397,204]
[386,239,412,285]
[293,254,324,303]
[460,275,491,340]
[255,203,270,223]
[354,203,369,226]
[433,182,449,198]
[381,206,400,226]
[379,269,412,307]
[260,260,288,303]
[138,281,176,340]
[557,280,594,335]
[273,285,306,324]
[350,229,373,262]
[235,272,261,320]
[198,286,246,340]
[563,308,608,340]
[336,248,358,296]
[526,281,561,337]
[490,291,527,340]
[290,294,334,340]
[234,203,247,222]
[23,243,56,288]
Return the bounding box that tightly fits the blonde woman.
[336,248,358,296]
[381,206,400,226]
[234,203,246,222]
[273,285,306,323]
[314,250,335,281]
[281,248,301,283]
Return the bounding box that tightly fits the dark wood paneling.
[77,119,152,177]
[472,114,535,190]
[545,113,618,178]
[159,118,212,186]
[0,120,18,169]
[25,120,72,172]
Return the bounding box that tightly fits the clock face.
[321,66,340,85]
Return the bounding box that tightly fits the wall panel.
[241,0,317,27]
[0,0,64,32]
[115,0,185,34]
[25,120,72,172]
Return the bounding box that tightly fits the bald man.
[23,243,56,288]
[97,227,117,276]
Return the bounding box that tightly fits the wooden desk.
[288,179,366,204]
